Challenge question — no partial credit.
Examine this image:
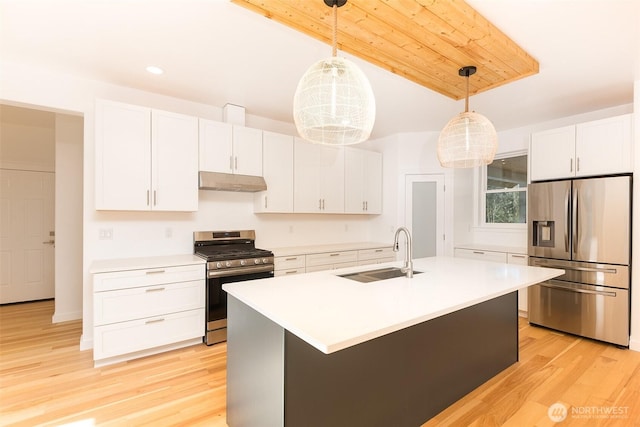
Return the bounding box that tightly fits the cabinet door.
[363,150,382,214]
[345,148,382,214]
[199,119,233,173]
[152,110,199,211]
[344,148,365,213]
[95,100,151,210]
[575,114,633,177]
[530,126,576,181]
[319,145,345,213]
[255,131,294,212]
[232,126,263,176]
[294,138,322,212]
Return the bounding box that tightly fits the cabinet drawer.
[274,255,306,271]
[306,261,358,273]
[94,280,205,326]
[306,251,358,267]
[93,309,204,360]
[94,264,205,292]
[507,253,528,265]
[274,268,304,277]
[357,257,395,266]
[454,248,507,263]
[358,247,394,262]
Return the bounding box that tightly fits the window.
[482,153,527,225]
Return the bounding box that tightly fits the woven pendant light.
[293,0,376,145]
[437,66,498,168]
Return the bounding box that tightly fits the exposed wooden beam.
[231,0,539,100]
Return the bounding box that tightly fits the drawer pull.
[329,253,340,257]
[510,255,526,258]
[285,257,298,261]
[145,287,165,292]
[285,270,298,274]
[375,249,383,253]
[145,269,166,275]
[145,318,165,324]
[472,251,485,255]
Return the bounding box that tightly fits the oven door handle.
[207,264,274,278]
[540,280,617,297]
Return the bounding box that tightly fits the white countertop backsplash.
[269,242,392,257]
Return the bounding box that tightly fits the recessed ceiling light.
[146,66,164,75]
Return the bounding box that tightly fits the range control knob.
[225,261,232,268]
[216,262,222,269]
[240,260,246,266]
[254,258,261,265]
[262,258,270,264]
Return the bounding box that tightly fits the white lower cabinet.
[273,244,395,276]
[453,248,507,263]
[357,247,395,265]
[454,247,528,314]
[93,262,205,366]
[306,251,358,272]
[274,255,306,277]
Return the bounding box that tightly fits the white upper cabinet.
[198,119,233,173]
[344,148,382,214]
[529,126,576,182]
[530,114,633,181]
[199,119,263,176]
[254,131,294,213]
[95,100,198,211]
[575,114,633,177]
[294,138,345,213]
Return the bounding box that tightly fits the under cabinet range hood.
[198,171,267,192]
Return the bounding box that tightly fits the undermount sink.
[338,267,422,283]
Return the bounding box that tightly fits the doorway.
[0,169,55,303]
[405,174,445,257]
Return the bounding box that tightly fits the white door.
[0,169,55,303]
[405,174,444,258]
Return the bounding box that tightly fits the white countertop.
[223,256,563,354]
[90,254,205,274]
[454,243,527,254]
[269,242,392,257]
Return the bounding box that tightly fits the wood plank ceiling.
[231,0,539,100]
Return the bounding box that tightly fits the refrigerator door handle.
[540,281,617,298]
[564,188,570,253]
[537,263,618,274]
[571,187,580,254]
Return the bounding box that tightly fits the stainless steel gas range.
[194,230,274,345]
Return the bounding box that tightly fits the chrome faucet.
[393,226,413,278]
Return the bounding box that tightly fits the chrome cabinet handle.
[145,287,165,292]
[145,318,165,324]
[145,269,166,275]
[235,156,238,170]
[510,254,526,258]
[570,158,573,173]
[264,196,268,209]
[153,190,157,206]
[577,157,580,172]
[147,190,150,206]
[473,251,485,255]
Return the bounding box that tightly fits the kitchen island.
[223,256,563,427]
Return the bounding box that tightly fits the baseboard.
[629,336,640,353]
[52,310,82,323]
[79,333,93,351]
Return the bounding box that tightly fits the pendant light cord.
[332,4,337,57]
[464,74,469,113]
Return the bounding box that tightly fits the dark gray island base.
[226,291,518,427]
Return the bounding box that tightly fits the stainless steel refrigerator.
[527,175,631,347]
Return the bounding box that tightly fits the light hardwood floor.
[1,300,639,426]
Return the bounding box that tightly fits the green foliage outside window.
[484,155,527,225]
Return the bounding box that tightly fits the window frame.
[473,149,528,230]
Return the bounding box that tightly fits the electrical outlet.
[99,228,113,240]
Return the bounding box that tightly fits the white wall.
[369,131,455,256]
[0,61,381,350]
[53,114,84,322]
